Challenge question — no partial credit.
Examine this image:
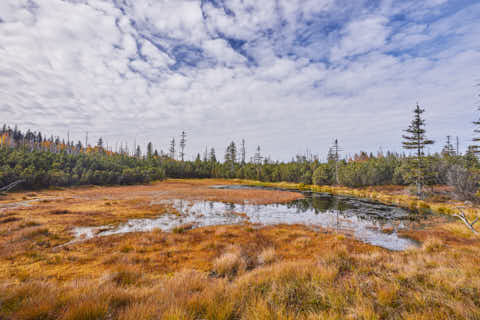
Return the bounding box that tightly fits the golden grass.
[212,250,246,278]
[0,222,479,319]
[0,179,480,319]
[257,247,276,265]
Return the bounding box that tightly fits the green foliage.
[0,148,166,189]
[2,124,479,192]
[402,104,435,196]
[312,164,334,186]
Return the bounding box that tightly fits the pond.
[72,185,429,251]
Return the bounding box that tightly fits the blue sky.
[1,0,479,160]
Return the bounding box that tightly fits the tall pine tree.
[441,136,455,157]
[169,138,176,159]
[473,85,480,154]
[147,142,153,159]
[402,104,434,197]
[330,139,342,185]
[225,141,237,173]
[179,131,186,161]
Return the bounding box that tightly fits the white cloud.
[202,38,246,65]
[1,0,479,160]
[331,16,390,60]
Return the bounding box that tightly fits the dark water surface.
[71,185,437,251]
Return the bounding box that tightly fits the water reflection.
[72,186,425,251]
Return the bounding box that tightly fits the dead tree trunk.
[454,207,479,234]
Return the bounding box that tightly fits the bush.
[312,164,333,186]
[447,165,479,201]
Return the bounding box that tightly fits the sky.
[1,0,480,161]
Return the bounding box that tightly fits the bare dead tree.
[454,205,479,234]
[447,165,479,201]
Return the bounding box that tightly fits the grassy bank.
[1,225,479,319]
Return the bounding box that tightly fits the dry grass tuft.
[422,237,445,252]
[61,299,109,320]
[111,267,142,287]
[294,236,312,248]
[257,247,276,265]
[118,301,158,320]
[212,249,246,278]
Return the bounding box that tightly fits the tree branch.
[454,208,479,234]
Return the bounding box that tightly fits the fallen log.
[454,206,479,234]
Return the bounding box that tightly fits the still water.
[73,185,426,250]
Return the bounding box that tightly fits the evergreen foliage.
[0,122,479,195]
[402,104,435,196]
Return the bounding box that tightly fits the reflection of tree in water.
[310,196,335,213]
[289,195,366,217]
[290,199,312,213]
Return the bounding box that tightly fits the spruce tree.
[441,136,455,157]
[147,142,153,159]
[473,86,480,154]
[241,139,246,165]
[203,146,208,162]
[330,139,342,184]
[169,138,176,159]
[209,148,217,163]
[254,145,263,164]
[179,131,186,161]
[225,141,237,171]
[402,103,434,197]
[135,145,142,158]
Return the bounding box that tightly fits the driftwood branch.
[454,207,479,234]
[0,180,24,193]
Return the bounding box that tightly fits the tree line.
[1,101,480,200]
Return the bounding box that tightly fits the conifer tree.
[169,138,176,159]
[402,103,434,197]
[135,145,142,158]
[330,139,342,184]
[473,86,480,154]
[203,146,208,162]
[209,147,217,163]
[147,142,153,159]
[253,145,263,165]
[225,141,237,171]
[179,131,186,161]
[442,136,455,157]
[241,139,246,165]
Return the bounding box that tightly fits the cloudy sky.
[1,0,479,160]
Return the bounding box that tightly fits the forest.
[1,105,479,200]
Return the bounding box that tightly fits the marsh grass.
[1,229,479,319]
[0,179,480,319]
[257,247,276,265]
[212,249,246,278]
